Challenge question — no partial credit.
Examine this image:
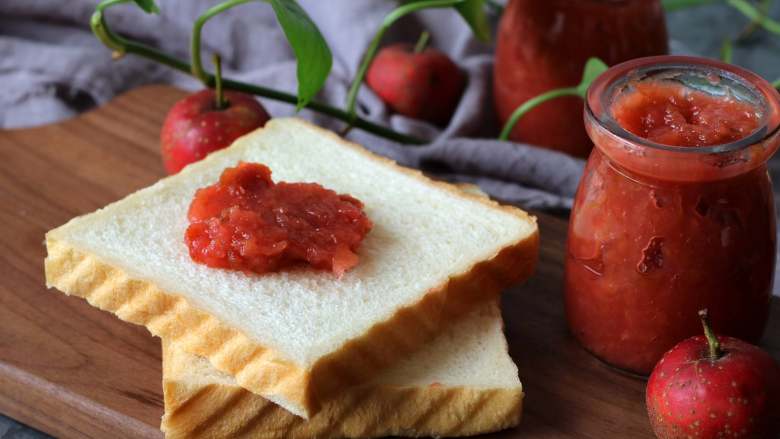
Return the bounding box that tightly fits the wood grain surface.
[0,85,777,439]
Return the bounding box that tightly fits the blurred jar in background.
[494,0,669,157]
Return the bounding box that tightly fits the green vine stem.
[90,0,425,145]
[498,88,580,141]
[344,0,467,124]
[721,38,733,63]
[498,58,607,141]
[192,0,253,83]
[662,0,717,11]
[213,54,227,109]
[414,31,431,54]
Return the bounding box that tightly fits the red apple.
[646,309,780,439]
[366,43,465,126]
[160,89,270,174]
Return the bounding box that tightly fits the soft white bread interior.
[161,300,523,438]
[45,117,538,417]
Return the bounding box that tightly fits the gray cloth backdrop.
[1,2,780,437]
[1,0,587,210]
[3,1,780,210]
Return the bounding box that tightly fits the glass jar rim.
[586,56,780,155]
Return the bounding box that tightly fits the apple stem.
[699,309,723,361]
[414,31,430,54]
[213,53,226,110]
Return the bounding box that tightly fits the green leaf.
[454,0,490,42]
[132,0,159,14]
[267,0,333,110]
[662,0,717,12]
[576,57,608,97]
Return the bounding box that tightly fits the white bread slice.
[161,301,522,438]
[45,118,538,418]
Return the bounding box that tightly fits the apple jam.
[612,81,761,147]
[186,162,372,276]
[565,57,780,374]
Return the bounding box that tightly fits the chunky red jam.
[185,162,372,276]
[566,150,775,374]
[565,59,778,375]
[612,81,761,147]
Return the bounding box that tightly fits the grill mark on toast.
[231,347,270,382]
[111,281,149,320]
[409,387,460,431]
[114,284,167,324]
[143,296,188,332]
[452,389,522,435]
[316,386,378,438]
[208,330,246,363]
[362,387,418,437]
[187,388,251,437]
[244,399,304,437]
[164,313,215,349]
[231,347,307,401]
[227,397,280,437]
[166,385,214,421]
[49,248,95,293]
[82,270,125,310]
[445,390,493,435]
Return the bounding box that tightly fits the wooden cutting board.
[0,85,777,439]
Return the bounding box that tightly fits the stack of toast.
[45,118,539,438]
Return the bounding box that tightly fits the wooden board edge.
[0,360,162,438]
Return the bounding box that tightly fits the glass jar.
[565,56,780,375]
[494,0,668,157]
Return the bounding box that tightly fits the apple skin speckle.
[646,335,780,439]
[161,89,270,174]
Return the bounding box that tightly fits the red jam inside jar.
[612,81,761,147]
[186,162,373,276]
[565,56,780,375]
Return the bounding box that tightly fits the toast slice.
[161,301,522,438]
[45,118,538,417]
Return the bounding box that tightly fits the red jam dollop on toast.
[186,162,372,276]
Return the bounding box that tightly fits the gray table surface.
[3,4,780,438]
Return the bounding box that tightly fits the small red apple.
[646,309,780,439]
[366,41,465,126]
[160,89,270,174]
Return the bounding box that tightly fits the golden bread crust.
[45,229,536,418]
[44,117,539,418]
[161,347,523,438]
